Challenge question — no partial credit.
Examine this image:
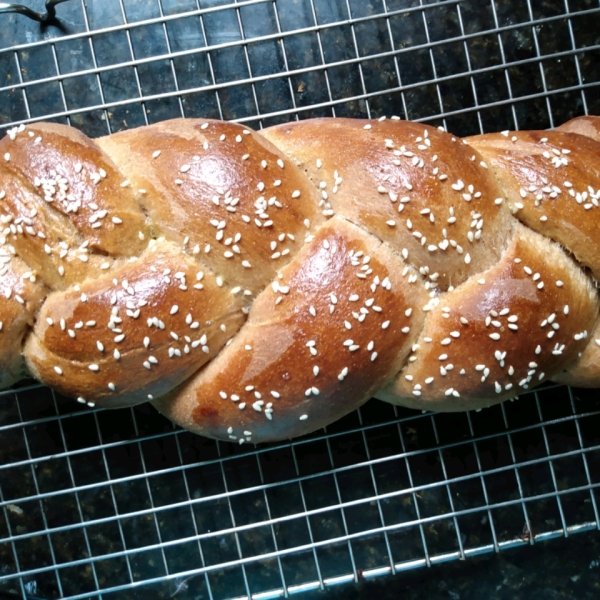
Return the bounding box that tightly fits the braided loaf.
[1,115,599,444]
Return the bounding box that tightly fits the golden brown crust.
[24,239,246,408]
[0,251,47,387]
[466,129,600,279]
[1,116,600,441]
[97,119,325,296]
[261,118,515,292]
[152,217,428,442]
[377,224,599,411]
[0,122,150,258]
[0,163,118,290]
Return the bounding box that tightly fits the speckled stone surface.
[319,528,600,600]
[0,1,599,599]
[1,0,599,136]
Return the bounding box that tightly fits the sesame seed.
[54,366,63,375]
[89,364,99,371]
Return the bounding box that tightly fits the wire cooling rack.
[0,1,599,598]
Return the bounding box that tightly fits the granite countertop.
[319,529,600,600]
[0,1,599,599]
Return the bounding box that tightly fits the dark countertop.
[0,1,600,600]
[319,528,600,600]
[1,0,599,135]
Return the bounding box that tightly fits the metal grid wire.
[0,0,599,598]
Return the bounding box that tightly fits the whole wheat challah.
[1,115,599,443]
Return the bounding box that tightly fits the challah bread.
[376,222,599,411]
[95,119,326,296]
[153,216,428,442]
[25,238,246,408]
[0,253,46,388]
[0,115,599,443]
